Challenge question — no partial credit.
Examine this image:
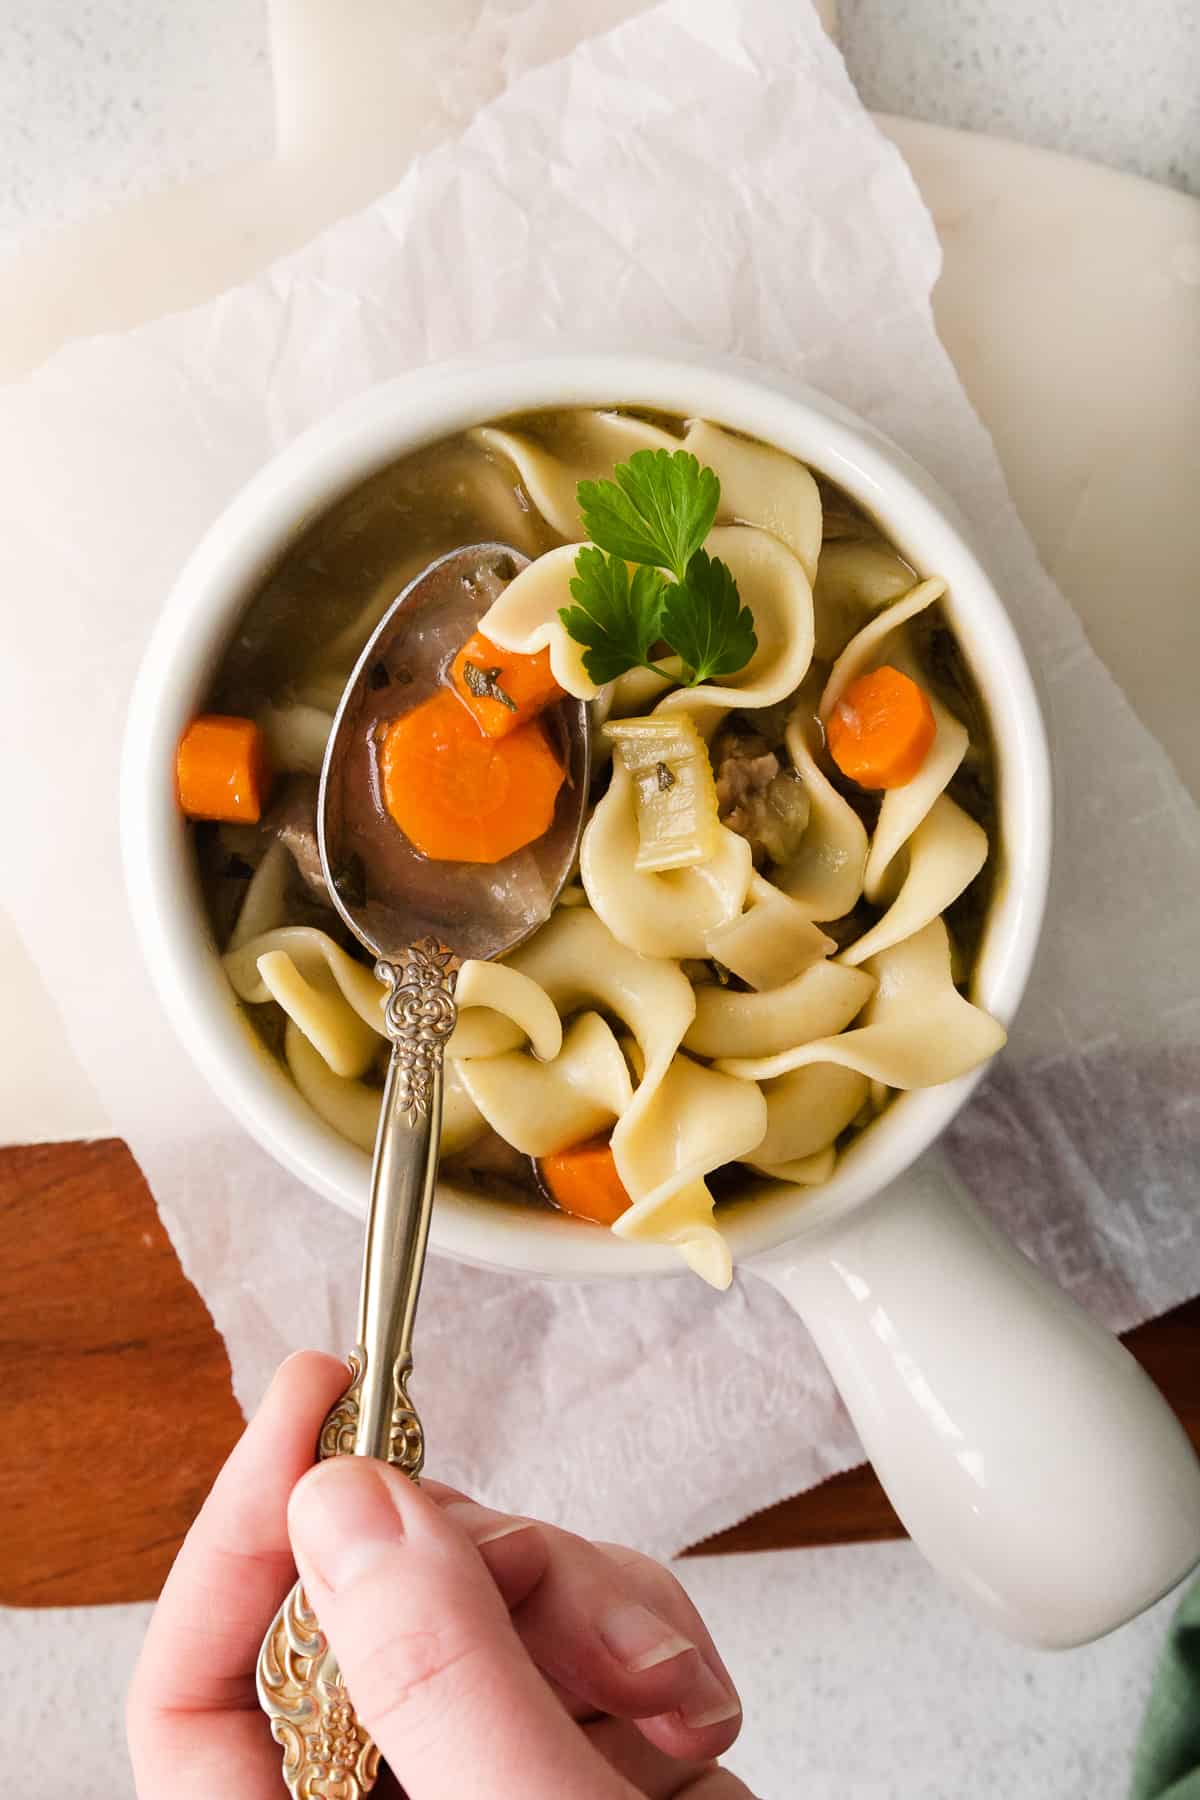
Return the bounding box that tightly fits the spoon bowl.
[318,542,590,964]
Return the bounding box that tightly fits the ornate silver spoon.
[256,543,590,1797]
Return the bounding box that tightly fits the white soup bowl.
[122,347,1200,1647]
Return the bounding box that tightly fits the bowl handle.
[749,1153,1200,1647]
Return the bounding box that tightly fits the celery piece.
[606,713,722,873]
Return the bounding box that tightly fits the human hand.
[127,1351,754,1798]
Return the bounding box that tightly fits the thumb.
[288,1459,630,1800]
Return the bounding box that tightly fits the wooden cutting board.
[2,1135,1197,1607]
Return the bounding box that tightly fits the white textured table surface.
[841,0,1200,197]
[4,1550,1180,1800]
[1,0,1195,251]
[2,5,1195,1798]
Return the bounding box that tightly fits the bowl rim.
[120,344,1051,1281]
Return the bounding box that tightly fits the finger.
[419,1484,743,1762]
[582,1714,717,1797]
[672,1764,755,1792]
[128,1349,348,1798]
[288,1458,632,1800]
[133,1351,347,1705]
[592,1542,743,1762]
[668,1772,759,1799]
[581,1719,757,1798]
[594,1543,737,1696]
[428,1498,742,1761]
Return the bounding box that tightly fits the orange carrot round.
[539,1138,632,1226]
[450,631,564,740]
[379,688,564,863]
[176,714,273,823]
[826,665,936,790]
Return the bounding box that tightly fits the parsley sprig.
[558,449,757,688]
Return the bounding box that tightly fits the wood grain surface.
[1,1137,1197,1607]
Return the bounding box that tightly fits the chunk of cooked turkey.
[711,724,811,867]
[263,775,332,905]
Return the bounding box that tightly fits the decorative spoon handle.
[256,937,458,1797]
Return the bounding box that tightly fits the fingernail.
[679,1660,741,1729]
[598,1602,695,1673]
[442,1499,536,1547]
[288,1458,405,1591]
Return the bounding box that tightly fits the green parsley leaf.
[578,450,720,584]
[659,550,758,684]
[564,450,757,689]
[558,547,668,686]
[462,661,518,711]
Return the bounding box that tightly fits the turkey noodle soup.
[179,409,1003,1288]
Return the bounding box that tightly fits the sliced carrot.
[826,665,936,790]
[379,688,564,863]
[450,631,564,740]
[176,714,273,823]
[539,1138,633,1226]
